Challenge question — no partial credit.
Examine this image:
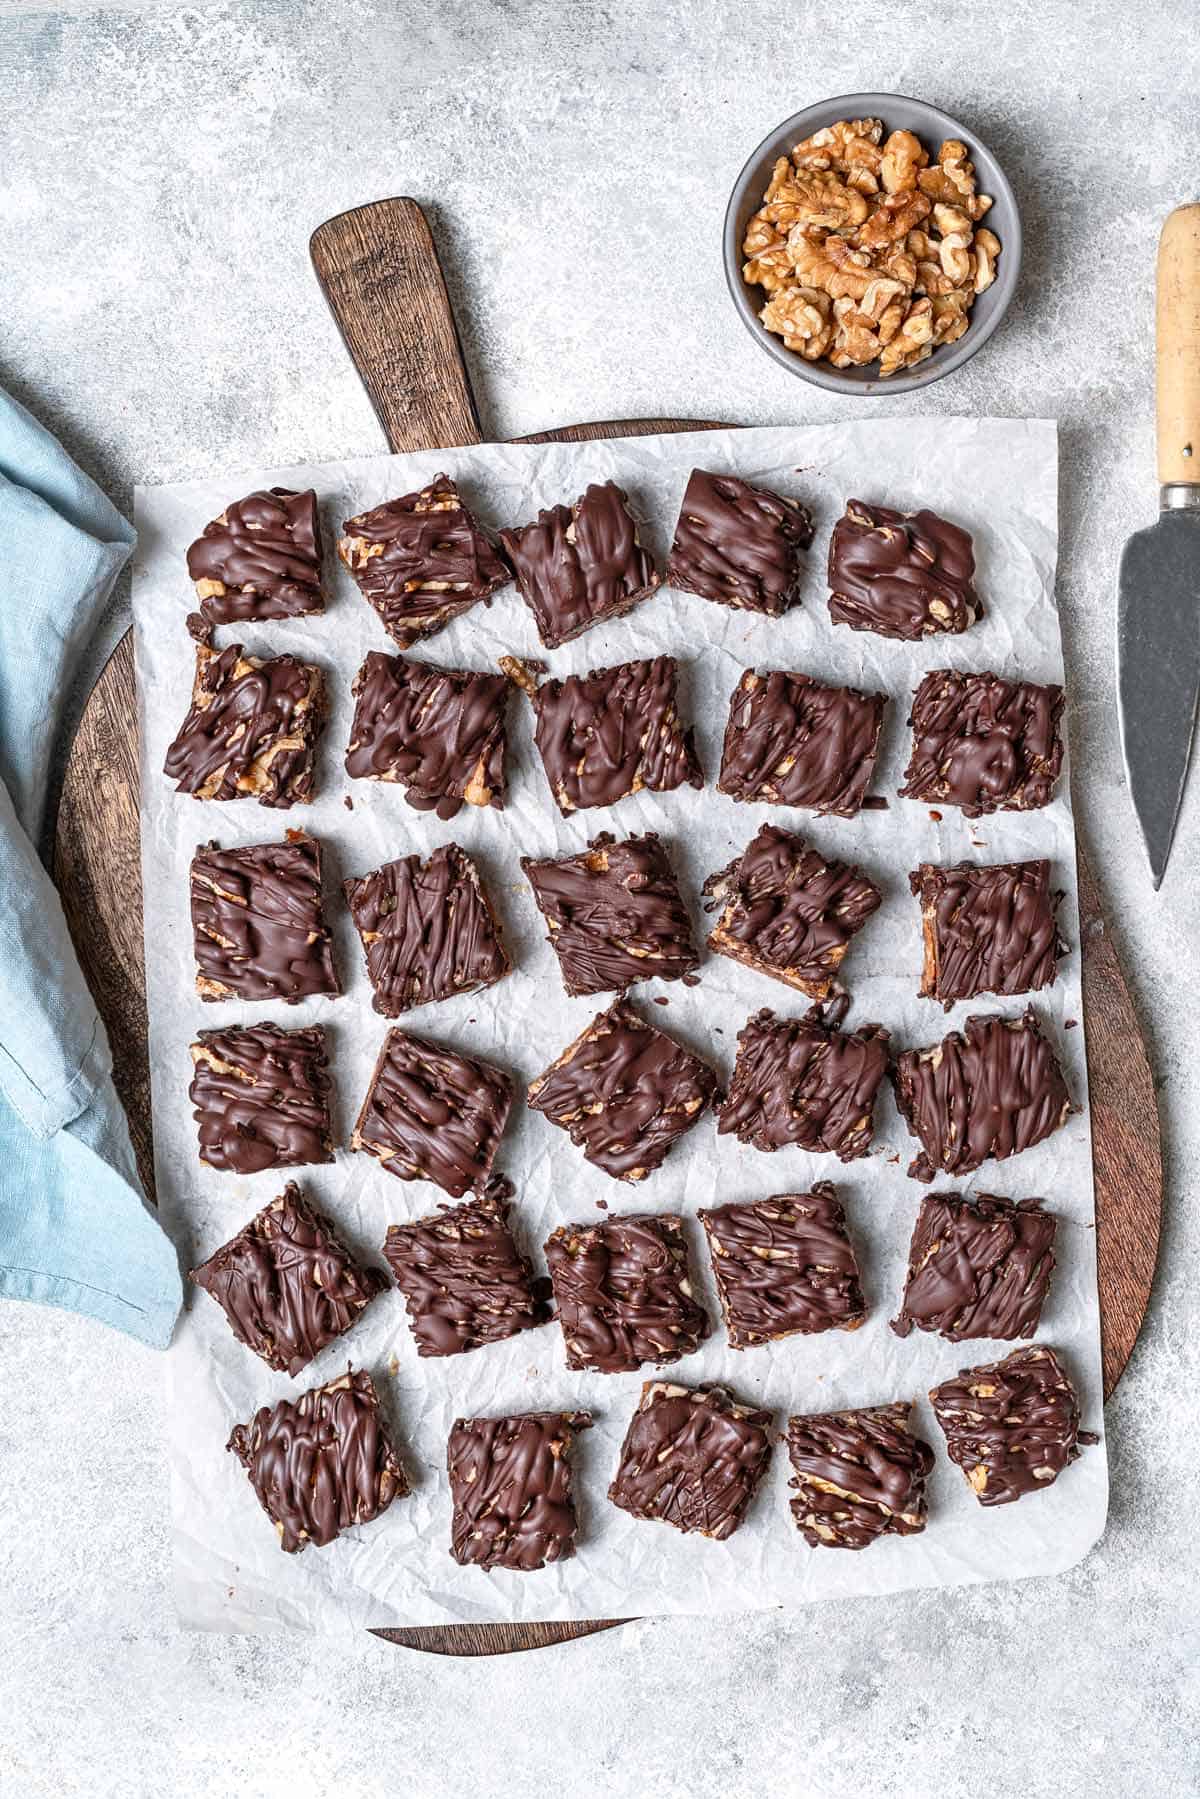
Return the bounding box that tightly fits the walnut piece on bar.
[744,119,1001,377]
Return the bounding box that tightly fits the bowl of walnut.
[724,94,1020,392]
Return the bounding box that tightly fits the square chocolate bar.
[718,1003,889,1162]
[544,1212,709,1373]
[227,1367,409,1552]
[930,1344,1091,1507]
[164,625,325,808]
[608,1381,773,1539]
[522,832,699,998]
[191,1184,384,1376]
[338,473,511,649]
[666,468,814,616]
[499,480,659,648]
[187,486,324,625]
[345,650,508,818]
[520,655,702,816]
[893,1007,1071,1182]
[344,843,510,1018]
[189,1023,333,1173]
[382,1188,548,1357]
[827,499,979,640]
[699,1186,866,1348]
[705,822,881,1001]
[190,834,340,1004]
[717,669,886,817]
[352,1027,512,1198]
[912,859,1066,1008]
[447,1411,592,1570]
[786,1401,933,1550]
[891,1192,1057,1343]
[529,999,718,1182]
[899,670,1065,816]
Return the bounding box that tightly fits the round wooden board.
[52,199,1162,1657]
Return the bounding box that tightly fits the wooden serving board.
[53,199,1161,1658]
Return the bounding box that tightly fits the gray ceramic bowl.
[724,93,1022,395]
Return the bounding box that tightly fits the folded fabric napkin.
[0,387,181,1348]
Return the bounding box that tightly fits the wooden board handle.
[1157,203,1200,485]
[310,198,482,455]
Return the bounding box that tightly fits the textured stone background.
[2,3,1199,1794]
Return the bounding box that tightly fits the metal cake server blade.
[1118,507,1200,887]
[1117,202,1200,887]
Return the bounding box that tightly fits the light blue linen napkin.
[0,387,181,1347]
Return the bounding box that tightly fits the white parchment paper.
[133,418,1107,1635]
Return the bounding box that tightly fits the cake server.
[1118,203,1200,887]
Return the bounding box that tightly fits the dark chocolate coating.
[930,1344,1090,1506]
[164,632,325,808]
[529,999,718,1182]
[912,859,1066,1008]
[828,499,979,640]
[522,832,699,998]
[718,1003,889,1162]
[500,480,659,648]
[530,655,702,815]
[786,1402,933,1550]
[191,1185,384,1377]
[338,473,511,649]
[900,670,1065,816]
[666,468,814,616]
[352,1027,513,1199]
[705,822,881,1001]
[608,1381,773,1539]
[227,1367,408,1552]
[345,650,508,818]
[344,844,510,1018]
[699,1186,866,1348]
[190,835,340,1004]
[189,1023,333,1172]
[893,1007,1071,1182]
[544,1212,709,1373]
[891,1192,1057,1342]
[186,487,324,624]
[383,1190,548,1357]
[447,1411,592,1570]
[718,668,886,817]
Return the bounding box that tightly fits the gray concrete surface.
[1,2,1198,1794]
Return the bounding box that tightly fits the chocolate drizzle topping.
[699,1186,866,1347]
[164,628,325,808]
[705,822,881,1000]
[912,859,1066,1008]
[544,1212,710,1373]
[189,1023,333,1173]
[191,1184,384,1375]
[383,1190,549,1357]
[893,1007,1072,1181]
[447,1411,592,1570]
[900,670,1065,816]
[608,1381,773,1539]
[891,1192,1057,1342]
[227,1367,409,1552]
[344,844,510,1018]
[717,669,886,817]
[522,832,699,998]
[345,650,509,818]
[351,1027,513,1198]
[828,498,979,640]
[930,1344,1091,1506]
[529,999,718,1182]
[666,468,814,616]
[528,655,702,815]
[718,1003,889,1162]
[189,834,340,1004]
[786,1402,933,1550]
[500,480,660,648]
[338,474,511,648]
[186,487,324,624]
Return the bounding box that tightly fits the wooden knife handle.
[309,198,483,455]
[1157,202,1200,486]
